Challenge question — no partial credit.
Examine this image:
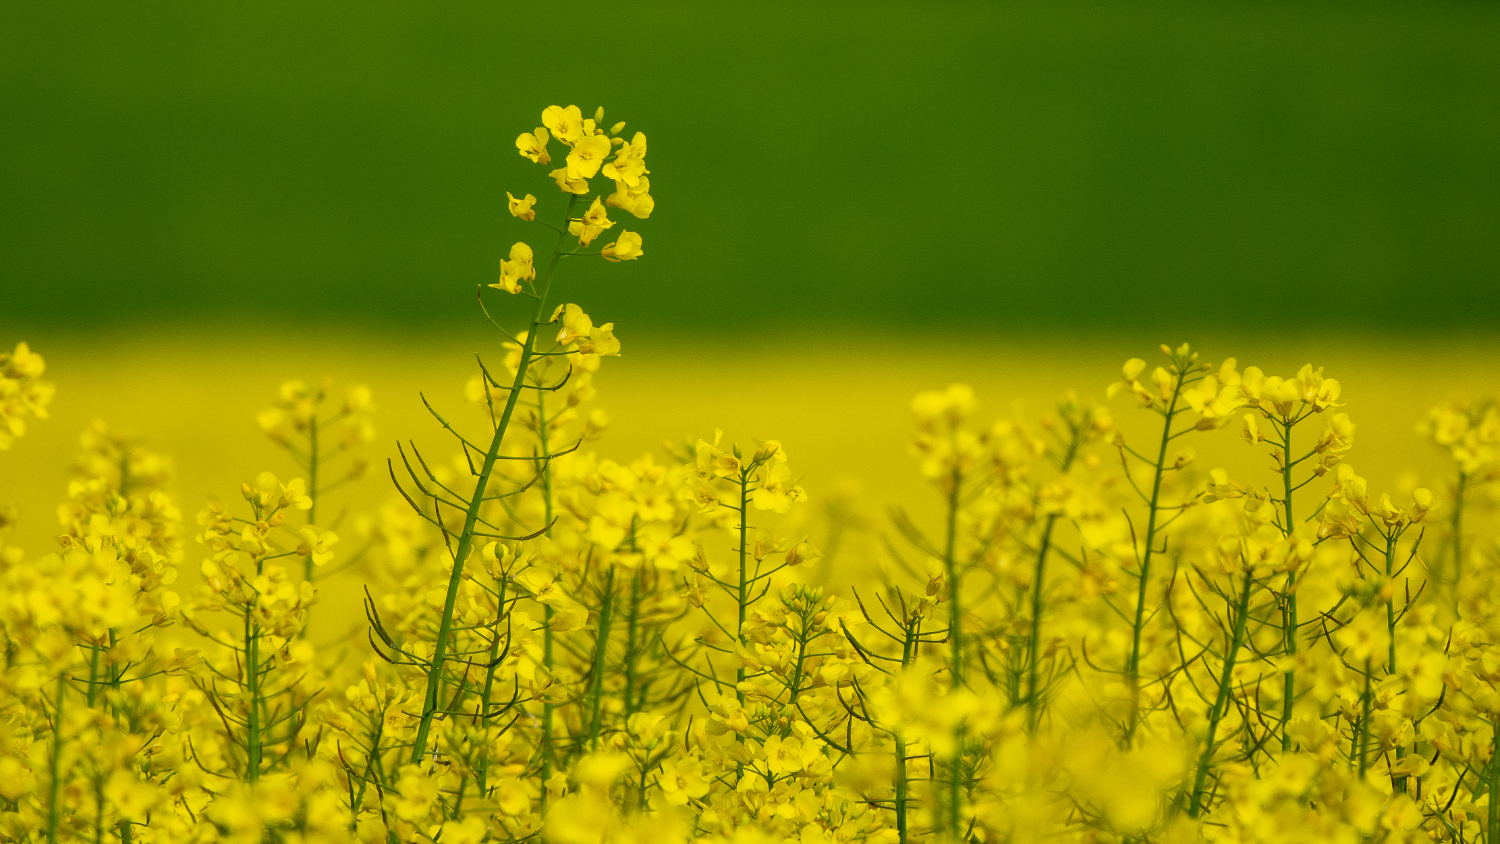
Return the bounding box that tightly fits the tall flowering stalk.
[386,104,647,767]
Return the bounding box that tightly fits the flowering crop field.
[3,105,1500,844]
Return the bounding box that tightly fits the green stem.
[942,463,963,840]
[1025,422,1083,732]
[306,404,320,583]
[1188,568,1253,818]
[346,718,384,831]
[1489,716,1499,844]
[46,673,66,844]
[1452,471,1467,599]
[587,568,616,749]
[474,578,508,798]
[623,568,641,719]
[409,195,576,765]
[244,611,262,781]
[895,617,918,844]
[1279,418,1297,751]
[537,390,557,800]
[736,476,750,706]
[1386,534,1398,676]
[1356,658,1373,779]
[894,736,909,844]
[1126,376,1186,743]
[86,645,100,709]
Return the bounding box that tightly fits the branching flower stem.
[1188,568,1253,818]
[409,194,577,765]
[1026,423,1083,733]
[1126,373,1187,743]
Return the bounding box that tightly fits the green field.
[2,1,1497,335]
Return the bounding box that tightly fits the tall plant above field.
[383,103,645,774]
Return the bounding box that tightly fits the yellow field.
[7,328,1500,842]
[3,329,1495,615]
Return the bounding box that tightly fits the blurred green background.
[1,0,1497,337]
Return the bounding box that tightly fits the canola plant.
[1,105,1498,844]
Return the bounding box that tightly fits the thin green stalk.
[1025,426,1080,731]
[895,616,918,844]
[409,195,576,765]
[1188,569,1253,818]
[474,579,508,797]
[944,465,962,688]
[1385,534,1398,676]
[540,602,555,793]
[894,736,909,844]
[1452,471,1467,599]
[787,624,810,708]
[1489,716,1500,844]
[244,611,262,781]
[736,475,750,706]
[306,406,320,582]
[86,645,101,709]
[1126,375,1186,743]
[537,389,557,799]
[1356,658,1373,779]
[46,673,66,844]
[94,778,104,844]
[346,719,384,831]
[942,463,963,840]
[1025,514,1058,731]
[1279,418,1298,751]
[587,568,617,749]
[623,568,641,719]
[1383,532,1408,792]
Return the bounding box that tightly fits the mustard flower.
[517,126,552,164]
[508,191,538,221]
[493,241,536,293]
[602,230,643,262]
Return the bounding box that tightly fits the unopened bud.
[594,106,605,122]
[610,121,626,135]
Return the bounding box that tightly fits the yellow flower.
[566,132,613,181]
[607,175,655,219]
[553,303,594,346]
[550,166,591,195]
[494,777,531,816]
[657,756,710,805]
[602,132,648,187]
[439,817,490,844]
[492,242,536,294]
[602,231,643,262]
[569,197,615,247]
[389,764,440,822]
[1335,609,1390,664]
[516,127,551,164]
[296,527,338,566]
[541,104,585,144]
[763,734,806,775]
[507,191,537,221]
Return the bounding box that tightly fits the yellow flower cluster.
[7,109,1500,844]
[0,342,53,451]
